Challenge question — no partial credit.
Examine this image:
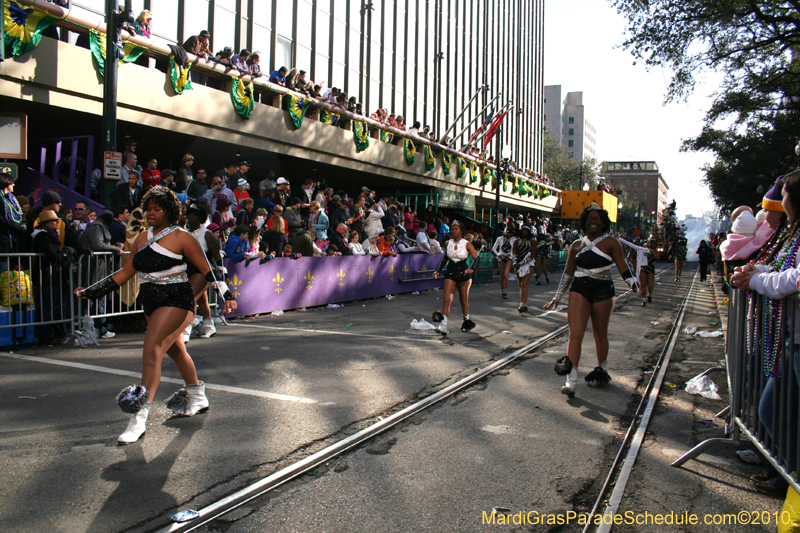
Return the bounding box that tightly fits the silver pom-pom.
[165,388,190,416]
[117,384,148,413]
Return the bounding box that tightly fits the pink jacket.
[720,221,775,261]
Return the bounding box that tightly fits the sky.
[543,0,718,219]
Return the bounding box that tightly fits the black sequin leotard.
[132,228,196,316]
[571,234,616,304]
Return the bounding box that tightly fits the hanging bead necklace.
[749,225,800,377]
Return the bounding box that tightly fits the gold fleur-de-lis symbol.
[402,265,409,279]
[273,272,285,294]
[366,267,374,284]
[337,268,346,287]
[304,270,315,291]
[390,265,395,281]
[231,274,243,298]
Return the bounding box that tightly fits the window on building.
[643,179,648,187]
[633,192,638,199]
[643,192,648,199]
[626,180,630,186]
[633,180,638,187]
[568,140,574,147]
[568,117,574,124]
[568,128,574,135]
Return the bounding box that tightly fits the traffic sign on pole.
[104,151,122,179]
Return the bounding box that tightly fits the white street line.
[0,353,333,405]
[229,322,439,340]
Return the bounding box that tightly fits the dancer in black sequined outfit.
[543,203,642,397]
[76,187,236,444]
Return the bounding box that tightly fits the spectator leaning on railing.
[730,169,800,499]
[0,171,26,254]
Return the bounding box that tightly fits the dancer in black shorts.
[543,203,642,397]
[77,187,236,444]
[432,221,481,334]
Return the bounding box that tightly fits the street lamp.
[497,145,512,240]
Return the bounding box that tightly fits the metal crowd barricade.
[74,252,226,339]
[0,253,72,347]
[673,289,800,495]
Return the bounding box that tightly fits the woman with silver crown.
[432,220,481,334]
[492,228,515,299]
[512,226,537,313]
[544,202,642,397]
[76,187,236,444]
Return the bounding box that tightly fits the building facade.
[603,161,669,219]
[64,0,545,172]
[543,85,596,162]
[543,84,562,141]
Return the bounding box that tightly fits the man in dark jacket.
[283,198,304,237]
[290,229,315,257]
[115,171,143,213]
[328,197,350,233]
[110,207,129,246]
[31,210,77,344]
[329,223,351,256]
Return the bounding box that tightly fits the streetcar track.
[586,267,699,533]
[152,264,678,532]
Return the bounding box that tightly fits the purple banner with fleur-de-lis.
[224,253,444,317]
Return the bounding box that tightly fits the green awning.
[434,187,476,211]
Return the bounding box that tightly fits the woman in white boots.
[512,226,537,313]
[432,221,481,334]
[77,187,235,444]
[543,203,641,398]
[492,228,514,299]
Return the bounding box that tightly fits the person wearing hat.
[328,195,351,234]
[80,212,122,256]
[31,209,78,344]
[23,191,86,254]
[233,177,251,212]
[730,170,800,497]
[512,226,537,313]
[182,30,211,60]
[431,220,481,334]
[284,197,304,237]
[544,203,642,398]
[275,176,291,207]
[492,228,515,299]
[233,160,250,188]
[0,171,26,255]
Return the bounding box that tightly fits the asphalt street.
[0,263,779,532]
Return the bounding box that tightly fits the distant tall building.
[544,85,562,141]
[543,85,597,162]
[603,161,670,219]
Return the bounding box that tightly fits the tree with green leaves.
[543,134,599,191]
[612,0,800,209]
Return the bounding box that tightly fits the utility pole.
[101,0,132,208]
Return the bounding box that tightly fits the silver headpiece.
[586,202,604,212]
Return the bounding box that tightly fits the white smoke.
[682,215,714,262]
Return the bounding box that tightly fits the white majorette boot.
[438,315,449,335]
[561,368,578,398]
[165,381,209,416]
[183,321,193,343]
[118,402,151,444]
[198,317,217,338]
